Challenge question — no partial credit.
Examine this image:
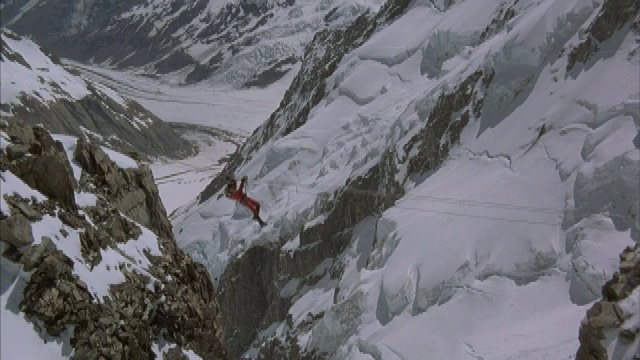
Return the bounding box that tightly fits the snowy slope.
[1,30,91,106]
[0,30,194,160]
[174,0,639,358]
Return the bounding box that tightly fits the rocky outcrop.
[403,70,493,179]
[567,0,639,74]
[73,140,173,240]
[3,124,78,210]
[0,119,227,359]
[0,212,34,247]
[577,244,640,360]
[217,243,284,357]
[3,93,195,161]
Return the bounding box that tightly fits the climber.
[225,175,266,227]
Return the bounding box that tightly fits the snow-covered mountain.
[0,119,227,358]
[1,0,384,86]
[1,30,194,160]
[173,0,640,358]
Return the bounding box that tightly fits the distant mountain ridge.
[1,0,384,86]
[1,29,194,160]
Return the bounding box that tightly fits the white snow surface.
[101,146,138,169]
[0,31,91,109]
[151,333,203,359]
[52,134,85,182]
[173,0,640,358]
[151,129,240,216]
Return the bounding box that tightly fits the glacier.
[173,0,639,358]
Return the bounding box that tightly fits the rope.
[237,178,636,230]
[270,179,630,211]
[208,171,638,231]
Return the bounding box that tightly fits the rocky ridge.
[0,119,227,359]
[577,244,640,360]
[4,93,195,162]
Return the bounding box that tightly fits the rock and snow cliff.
[0,119,227,359]
[1,30,195,160]
[1,0,384,86]
[174,0,640,358]
[578,244,640,359]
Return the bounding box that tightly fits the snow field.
[1,31,91,109]
[151,130,239,215]
[174,0,639,358]
[67,59,299,135]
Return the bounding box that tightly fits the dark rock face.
[0,120,227,359]
[73,140,173,240]
[217,244,284,357]
[577,244,640,360]
[567,0,639,74]
[3,124,78,210]
[3,93,195,161]
[404,70,493,177]
[0,212,34,247]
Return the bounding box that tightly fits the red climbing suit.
[225,176,261,217]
